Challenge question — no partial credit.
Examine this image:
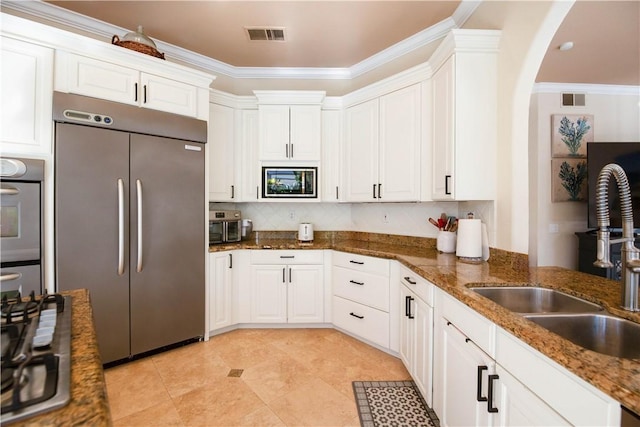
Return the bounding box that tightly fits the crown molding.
[533,82,640,96]
[2,0,479,81]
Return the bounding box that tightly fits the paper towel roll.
[456,219,482,258]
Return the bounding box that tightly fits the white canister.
[298,223,314,242]
[436,231,457,253]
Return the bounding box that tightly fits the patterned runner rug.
[352,381,440,427]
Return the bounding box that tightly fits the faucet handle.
[594,229,614,268]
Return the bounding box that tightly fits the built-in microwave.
[262,167,317,198]
[209,210,242,244]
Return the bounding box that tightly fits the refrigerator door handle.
[136,179,143,273]
[117,178,125,275]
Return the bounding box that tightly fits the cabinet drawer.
[332,266,389,312]
[332,251,389,276]
[332,296,389,348]
[250,250,323,265]
[399,265,433,306]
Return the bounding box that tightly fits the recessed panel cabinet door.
[129,134,205,356]
[344,99,379,202]
[250,265,288,322]
[288,264,324,323]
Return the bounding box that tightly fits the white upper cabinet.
[344,83,422,202]
[255,91,325,162]
[59,53,199,118]
[321,109,342,202]
[1,37,53,156]
[208,103,237,202]
[430,30,500,201]
[258,105,321,161]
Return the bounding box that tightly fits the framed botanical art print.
[551,158,588,202]
[551,114,594,158]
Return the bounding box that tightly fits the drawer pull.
[349,260,364,265]
[404,276,417,285]
[349,280,364,286]
[349,312,364,319]
[280,255,295,259]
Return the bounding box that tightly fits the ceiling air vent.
[562,93,586,106]
[245,27,286,42]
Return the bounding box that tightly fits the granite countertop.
[211,231,640,415]
[11,288,112,427]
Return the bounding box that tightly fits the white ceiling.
[5,1,640,90]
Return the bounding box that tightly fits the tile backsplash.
[210,200,495,245]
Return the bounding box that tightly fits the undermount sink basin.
[524,314,640,359]
[469,286,603,314]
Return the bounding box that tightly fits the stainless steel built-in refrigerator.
[53,92,206,364]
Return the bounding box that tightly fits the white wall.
[530,86,640,268]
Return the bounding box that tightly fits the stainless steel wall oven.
[0,157,44,297]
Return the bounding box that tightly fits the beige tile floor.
[105,328,410,426]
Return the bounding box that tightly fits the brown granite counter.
[210,231,640,415]
[11,289,112,427]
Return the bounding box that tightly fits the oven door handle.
[117,178,125,276]
[0,186,19,195]
[136,179,143,273]
[0,272,21,282]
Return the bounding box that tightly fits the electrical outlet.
[289,211,296,220]
[383,213,390,223]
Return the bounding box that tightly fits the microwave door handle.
[0,186,19,195]
[136,179,143,273]
[222,221,228,242]
[117,178,125,275]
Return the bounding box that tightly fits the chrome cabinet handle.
[136,179,143,273]
[0,272,21,282]
[117,178,125,275]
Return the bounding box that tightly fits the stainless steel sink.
[469,286,603,314]
[524,314,640,359]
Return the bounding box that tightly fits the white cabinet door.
[208,103,236,201]
[495,365,570,427]
[321,110,342,202]
[432,56,454,200]
[1,37,53,155]
[431,52,497,201]
[288,264,324,323]
[250,265,288,322]
[259,105,290,160]
[140,73,198,117]
[65,54,139,106]
[289,105,321,161]
[251,260,323,323]
[435,319,494,427]
[400,284,434,406]
[239,110,260,201]
[399,285,415,368]
[379,84,421,202]
[210,251,233,331]
[344,99,379,202]
[413,296,433,406]
[259,105,321,161]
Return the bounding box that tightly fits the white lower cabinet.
[494,365,570,426]
[209,251,234,332]
[399,267,434,406]
[433,287,620,427]
[435,317,496,427]
[331,252,393,349]
[250,250,324,323]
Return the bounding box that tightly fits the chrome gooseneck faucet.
[593,163,640,311]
